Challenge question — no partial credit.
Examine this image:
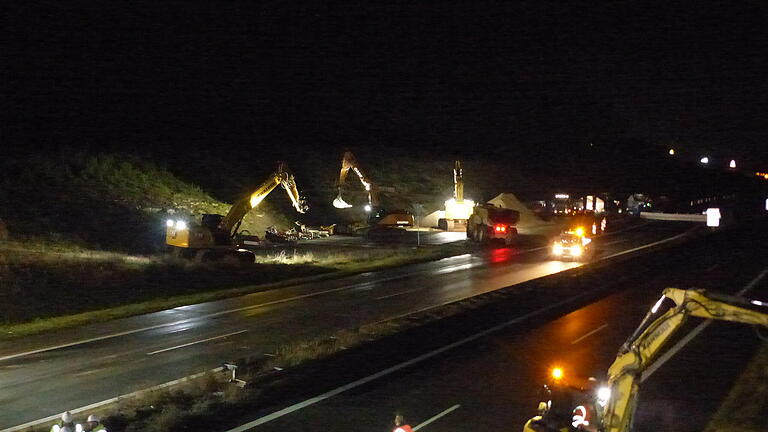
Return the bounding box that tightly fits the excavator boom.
[454,160,464,202]
[601,288,768,432]
[334,151,376,209]
[219,162,306,235]
[524,288,768,432]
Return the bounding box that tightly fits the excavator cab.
[201,214,232,246]
[525,369,602,432]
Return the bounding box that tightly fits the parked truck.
[467,204,520,245]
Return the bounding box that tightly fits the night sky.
[4,1,768,169]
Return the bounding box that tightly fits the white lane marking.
[73,367,107,378]
[571,323,608,344]
[599,239,629,247]
[413,404,461,431]
[641,267,768,382]
[600,230,692,260]
[146,330,247,356]
[0,366,225,432]
[602,221,651,237]
[376,287,424,300]
[222,288,602,432]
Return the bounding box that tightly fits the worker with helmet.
[50,411,75,432]
[392,414,413,432]
[83,414,107,432]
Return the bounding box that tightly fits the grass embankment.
[0,240,467,338]
[704,342,768,432]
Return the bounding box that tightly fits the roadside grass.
[0,240,468,338]
[704,341,768,432]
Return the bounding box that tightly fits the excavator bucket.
[333,193,353,209]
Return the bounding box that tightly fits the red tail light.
[494,224,507,233]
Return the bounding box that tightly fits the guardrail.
[640,212,707,222]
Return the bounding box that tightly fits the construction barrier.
[640,212,707,222]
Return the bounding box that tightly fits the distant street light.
[668,148,675,155]
[729,159,737,169]
[700,156,710,164]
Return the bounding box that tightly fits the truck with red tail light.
[467,204,520,245]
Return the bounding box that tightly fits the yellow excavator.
[438,160,475,231]
[166,162,307,263]
[333,150,414,228]
[524,288,768,432]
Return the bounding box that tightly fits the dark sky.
[4,1,768,169]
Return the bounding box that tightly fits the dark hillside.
[0,151,290,253]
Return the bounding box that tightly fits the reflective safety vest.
[51,422,75,432]
[394,426,413,432]
[91,424,108,432]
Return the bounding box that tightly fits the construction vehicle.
[165,162,307,263]
[333,151,414,228]
[467,203,520,245]
[551,227,593,260]
[438,160,475,231]
[523,288,768,432]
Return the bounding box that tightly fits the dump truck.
[467,204,520,245]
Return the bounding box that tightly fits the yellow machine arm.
[219,162,307,235]
[601,288,768,432]
[454,160,464,202]
[333,151,378,209]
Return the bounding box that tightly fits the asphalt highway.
[226,221,768,432]
[0,222,692,428]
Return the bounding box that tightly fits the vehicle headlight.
[175,220,187,230]
[364,204,372,212]
[571,245,583,256]
[166,219,174,228]
[597,386,611,406]
[552,243,564,255]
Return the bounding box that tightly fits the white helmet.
[61,411,73,423]
[87,415,99,423]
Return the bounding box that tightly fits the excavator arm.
[333,151,378,209]
[523,288,768,432]
[601,288,768,432]
[218,162,307,236]
[454,160,464,202]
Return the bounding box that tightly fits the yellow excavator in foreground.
[333,150,414,228]
[166,162,307,263]
[524,288,768,432]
